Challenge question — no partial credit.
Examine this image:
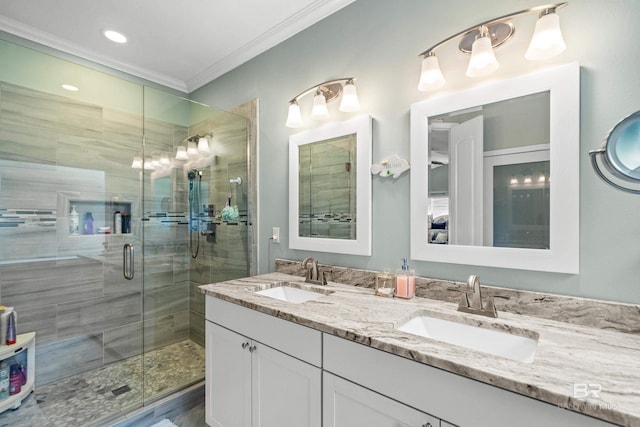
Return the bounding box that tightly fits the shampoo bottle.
[69,205,80,235]
[0,362,8,400]
[395,258,415,299]
[114,211,122,234]
[83,212,94,235]
[0,307,13,342]
[8,365,20,396]
[5,311,16,345]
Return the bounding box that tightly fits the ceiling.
[0,0,355,93]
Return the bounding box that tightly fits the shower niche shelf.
[68,200,132,236]
[0,332,35,414]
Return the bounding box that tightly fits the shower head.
[188,169,197,180]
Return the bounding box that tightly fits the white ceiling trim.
[185,0,357,92]
[0,0,356,94]
[0,14,189,92]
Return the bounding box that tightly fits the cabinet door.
[251,342,321,427]
[206,322,252,427]
[323,372,439,427]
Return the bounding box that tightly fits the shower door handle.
[123,243,134,280]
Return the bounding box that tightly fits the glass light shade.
[285,102,303,128]
[339,82,360,112]
[198,137,211,154]
[131,156,143,169]
[525,12,566,60]
[311,93,330,120]
[538,174,546,183]
[466,36,500,77]
[418,54,446,91]
[175,146,189,160]
[187,141,198,157]
[152,154,161,168]
[143,158,155,170]
[160,153,171,165]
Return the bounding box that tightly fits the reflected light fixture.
[187,141,198,157]
[175,146,189,160]
[285,78,360,128]
[131,155,143,169]
[143,158,155,170]
[197,136,211,154]
[417,2,568,91]
[160,153,171,165]
[62,84,79,92]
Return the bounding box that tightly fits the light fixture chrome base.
[317,82,343,103]
[459,22,515,53]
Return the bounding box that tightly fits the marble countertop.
[200,272,640,426]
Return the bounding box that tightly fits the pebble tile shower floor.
[0,340,205,427]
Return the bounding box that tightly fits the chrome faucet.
[457,275,498,318]
[302,257,329,285]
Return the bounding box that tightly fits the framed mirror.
[289,115,372,255]
[410,63,579,273]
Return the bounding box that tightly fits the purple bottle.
[84,212,94,235]
[9,365,20,395]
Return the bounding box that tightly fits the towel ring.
[590,110,640,194]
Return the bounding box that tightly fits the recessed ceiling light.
[62,84,79,92]
[103,29,127,44]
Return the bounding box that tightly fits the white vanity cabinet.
[323,372,440,427]
[205,296,322,427]
[323,334,614,427]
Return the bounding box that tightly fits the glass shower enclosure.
[0,38,252,426]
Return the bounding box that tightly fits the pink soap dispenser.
[395,258,415,299]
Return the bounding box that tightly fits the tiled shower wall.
[0,81,191,386]
[187,108,252,345]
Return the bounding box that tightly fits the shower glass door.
[0,38,146,425]
[142,87,250,402]
[0,37,252,425]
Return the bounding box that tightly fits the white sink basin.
[255,283,331,304]
[396,314,538,363]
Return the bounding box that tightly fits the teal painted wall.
[191,0,640,304]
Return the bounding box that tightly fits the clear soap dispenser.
[395,258,415,299]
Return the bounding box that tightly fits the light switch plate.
[272,227,280,243]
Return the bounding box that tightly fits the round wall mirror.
[590,110,640,193]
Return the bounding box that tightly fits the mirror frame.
[410,62,579,273]
[289,115,372,255]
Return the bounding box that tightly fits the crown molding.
[0,15,188,92]
[185,0,356,92]
[0,0,355,94]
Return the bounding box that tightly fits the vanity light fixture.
[285,78,360,128]
[417,2,568,91]
[61,84,79,92]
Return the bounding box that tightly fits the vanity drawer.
[206,295,322,367]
